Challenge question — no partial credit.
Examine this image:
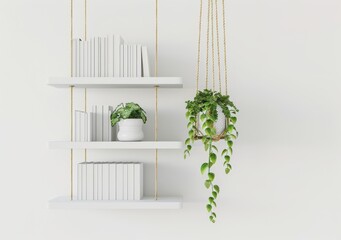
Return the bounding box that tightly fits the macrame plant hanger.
[195,0,229,142]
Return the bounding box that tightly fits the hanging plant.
[184,0,239,223]
[184,89,238,223]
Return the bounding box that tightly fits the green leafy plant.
[111,102,147,127]
[184,89,239,223]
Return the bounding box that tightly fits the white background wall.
[0,0,340,239]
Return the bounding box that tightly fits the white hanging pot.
[199,106,226,136]
[117,119,144,141]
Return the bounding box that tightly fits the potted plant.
[184,89,238,223]
[111,102,147,141]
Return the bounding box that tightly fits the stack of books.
[72,35,150,78]
[77,162,143,201]
[74,105,114,142]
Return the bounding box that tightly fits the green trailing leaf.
[200,113,206,122]
[228,141,233,147]
[206,204,212,212]
[221,149,228,156]
[211,145,218,152]
[187,145,192,151]
[227,125,234,133]
[209,153,217,163]
[208,172,215,181]
[212,200,217,207]
[205,180,211,189]
[209,197,214,204]
[200,163,208,175]
[225,168,231,174]
[229,147,233,155]
[214,185,220,193]
[211,212,216,218]
[212,191,218,199]
[185,138,191,145]
[209,216,216,223]
[231,116,237,124]
[224,155,230,162]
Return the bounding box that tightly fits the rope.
[70,0,74,201]
[195,0,203,93]
[205,0,211,89]
[211,0,215,91]
[154,0,159,201]
[222,0,228,95]
[215,0,222,93]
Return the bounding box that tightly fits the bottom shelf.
[49,196,183,210]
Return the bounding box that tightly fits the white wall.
[0,0,340,239]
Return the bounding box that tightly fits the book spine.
[89,38,93,77]
[132,45,137,77]
[142,46,150,77]
[108,35,114,77]
[134,163,143,200]
[116,163,123,200]
[96,105,103,141]
[72,39,77,77]
[93,163,98,200]
[108,107,113,141]
[86,163,94,200]
[84,41,88,77]
[109,163,116,200]
[106,36,109,77]
[100,37,105,77]
[94,38,99,77]
[80,111,84,142]
[87,112,92,141]
[102,162,109,200]
[120,45,124,77]
[77,163,82,200]
[80,40,84,77]
[102,106,108,141]
[97,163,103,200]
[123,163,128,200]
[81,163,87,200]
[137,45,142,77]
[128,163,134,200]
[91,106,97,141]
[124,44,128,77]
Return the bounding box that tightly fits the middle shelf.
[49,141,183,150]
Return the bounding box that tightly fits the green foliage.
[110,102,147,127]
[184,89,239,223]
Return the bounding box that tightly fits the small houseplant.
[111,102,147,141]
[184,89,238,223]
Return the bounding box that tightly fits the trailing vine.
[184,89,238,223]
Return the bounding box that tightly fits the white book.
[108,107,113,141]
[120,45,124,77]
[86,163,94,200]
[84,41,88,77]
[97,163,103,200]
[123,164,128,200]
[100,37,105,77]
[72,39,77,77]
[84,112,88,142]
[93,163,99,200]
[102,106,108,141]
[137,45,142,77]
[81,163,87,200]
[116,163,124,200]
[114,35,124,77]
[96,105,103,141]
[77,163,82,200]
[132,45,137,77]
[108,35,114,77]
[87,40,90,77]
[128,45,131,77]
[89,38,93,77]
[134,163,143,200]
[124,44,128,77]
[142,46,150,77]
[109,163,116,200]
[102,162,110,200]
[128,163,135,200]
[87,112,92,141]
[105,36,109,77]
[80,111,84,142]
[79,40,83,77]
[94,38,99,77]
[74,110,79,141]
[91,106,97,141]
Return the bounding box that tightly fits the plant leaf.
[206,204,212,212]
[224,155,230,163]
[228,141,233,147]
[200,163,208,175]
[213,185,220,193]
[231,116,237,124]
[209,153,217,163]
[205,180,211,189]
[212,191,218,199]
[221,149,228,156]
[228,125,234,133]
[208,172,215,181]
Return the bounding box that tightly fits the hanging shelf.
[48,77,183,89]
[49,196,182,210]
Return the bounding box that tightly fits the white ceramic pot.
[199,106,226,135]
[117,119,144,141]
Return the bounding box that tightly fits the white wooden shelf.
[48,77,183,88]
[49,196,183,209]
[49,141,183,150]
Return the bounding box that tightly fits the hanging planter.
[184,0,239,223]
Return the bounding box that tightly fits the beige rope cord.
[84,0,87,162]
[194,0,230,142]
[70,0,74,200]
[154,0,159,200]
[196,0,228,95]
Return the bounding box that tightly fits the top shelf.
[48,77,183,89]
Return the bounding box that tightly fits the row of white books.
[77,162,143,201]
[74,105,115,142]
[72,35,150,78]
